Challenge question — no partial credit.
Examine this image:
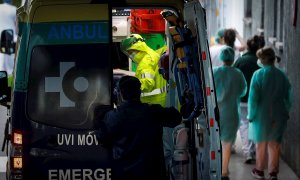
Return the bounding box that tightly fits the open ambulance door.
[164,1,222,179]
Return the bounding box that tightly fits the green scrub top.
[213,66,247,143]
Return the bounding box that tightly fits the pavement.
[229,132,299,180]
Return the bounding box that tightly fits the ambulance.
[0,0,221,179]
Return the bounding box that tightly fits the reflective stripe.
[141,73,155,79]
[141,86,167,97]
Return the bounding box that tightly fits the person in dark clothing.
[233,35,264,163]
[234,35,265,102]
[95,76,182,180]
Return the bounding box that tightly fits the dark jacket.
[96,100,182,180]
[233,51,260,102]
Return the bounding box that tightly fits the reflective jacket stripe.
[141,86,167,97]
[141,73,155,79]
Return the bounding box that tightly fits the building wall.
[248,0,300,177]
[281,0,300,177]
[224,0,244,36]
[252,0,264,36]
[243,0,252,38]
[202,0,219,45]
[264,0,276,39]
[203,0,245,46]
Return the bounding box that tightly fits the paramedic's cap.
[120,34,145,52]
[215,29,225,44]
[219,46,235,62]
[118,76,141,100]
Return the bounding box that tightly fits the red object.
[201,51,207,60]
[211,151,216,160]
[210,118,214,127]
[206,87,211,96]
[130,9,165,33]
[158,53,170,80]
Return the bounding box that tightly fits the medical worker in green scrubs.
[248,47,292,180]
[213,46,247,179]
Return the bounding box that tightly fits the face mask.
[257,59,264,68]
[129,51,146,64]
[128,52,137,61]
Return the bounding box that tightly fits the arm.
[113,69,135,76]
[95,110,122,144]
[151,104,182,128]
[239,70,247,97]
[233,57,242,68]
[247,72,260,121]
[234,29,246,52]
[136,56,156,92]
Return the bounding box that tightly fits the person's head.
[116,76,141,102]
[219,46,235,66]
[256,46,276,67]
[120,34,147,64]
[246,35,265,53]
[215,29,225,44]
[224,28,236,48]
[246,35,260,53]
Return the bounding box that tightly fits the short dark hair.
[118,76,141,100]
[224,29,236,48]
[247,35,265,53]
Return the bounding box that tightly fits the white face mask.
[257,59,264,68]
[128,52,137,61]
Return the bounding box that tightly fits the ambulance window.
[27,44,111,129]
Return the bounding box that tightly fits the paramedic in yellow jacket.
[120,34,167,107]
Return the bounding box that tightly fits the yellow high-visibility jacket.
[128,41,167,107]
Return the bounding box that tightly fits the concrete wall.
[202,0,219,45]
[251,0,263,36]
[281,0,300,177]
[243,0,252,39]
[203,0,245,46]
[224,0,244,36]
[248,0,300,177]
